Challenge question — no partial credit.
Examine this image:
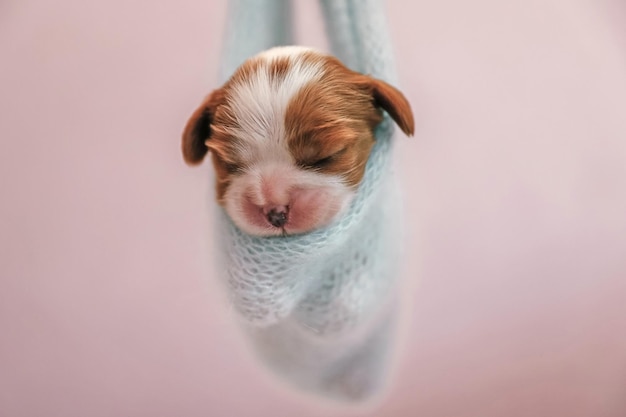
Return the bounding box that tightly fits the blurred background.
[1,0,625,416]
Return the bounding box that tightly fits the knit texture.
[214,0,403,401]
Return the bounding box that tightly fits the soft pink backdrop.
[1,1,625,416]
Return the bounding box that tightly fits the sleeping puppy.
[182,46,414,236]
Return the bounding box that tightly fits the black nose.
[267,207,288,228]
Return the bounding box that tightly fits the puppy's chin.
[222,171,355,237]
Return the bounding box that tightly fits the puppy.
[182,46,414,236]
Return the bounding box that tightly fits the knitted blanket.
[214,0,404,401]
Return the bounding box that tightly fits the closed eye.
[220,160,243,174]
[302,148,347,170]
[225,163,242,174]
[311,155,334,168]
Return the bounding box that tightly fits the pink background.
[1,0,626,416]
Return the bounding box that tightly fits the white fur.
[226,49,324,165]
[256,45,317,60]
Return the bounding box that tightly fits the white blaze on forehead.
[226,50,325,165]
[256,45,318,60]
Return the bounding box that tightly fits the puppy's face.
[182,47,414,236]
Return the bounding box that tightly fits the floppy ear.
[181,89,224,165]
[365,77,415,137]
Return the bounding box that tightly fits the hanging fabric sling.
[214,0,405,401]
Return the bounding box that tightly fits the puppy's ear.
[362,77,415,137]
[181,89,224,165]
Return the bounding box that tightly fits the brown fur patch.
[284,55,383,187]
[181,88,226,165]
[268,57,291,82]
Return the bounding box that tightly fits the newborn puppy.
[182,46,414,236]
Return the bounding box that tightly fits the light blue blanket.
[214,0,404,401]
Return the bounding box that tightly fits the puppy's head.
[182,46,414,236]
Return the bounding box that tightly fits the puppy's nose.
[265,205,288,228]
